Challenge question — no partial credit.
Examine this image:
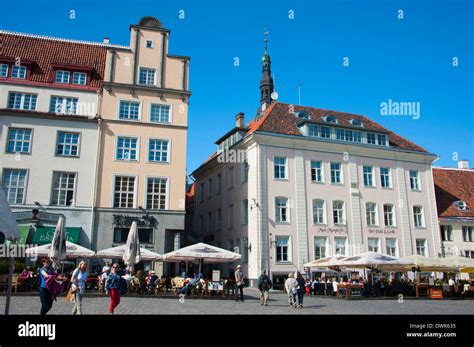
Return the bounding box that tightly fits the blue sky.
[1,0,473,174]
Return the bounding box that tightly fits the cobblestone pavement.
[1,288,473,315]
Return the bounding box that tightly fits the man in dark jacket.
[257,271,272,306]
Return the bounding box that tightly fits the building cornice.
[102,81,191,98]
[0,109,98,123]
[103,118,188,130]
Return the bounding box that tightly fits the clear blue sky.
[2,0,473,174]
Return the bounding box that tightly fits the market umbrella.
[304,255,346,268]
[0,188,20,315]
[333,251,411,269]
[25,241,96,259]
[122,221,141,271]
[400,254,457,272]
[442,255,474,269]
[97,245,162,262]
[162,242,242,264]
[49,216,67,268]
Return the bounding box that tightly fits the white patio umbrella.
[442,255,474,269]
[49,216,67,267]
[122,221,141,271]
[304,255,346,268]
[97,245,162,262]
[333,251,411,269]
[400,254,457,272]
[25,241,96,259]
[162,242,242,264]
[0,188,20,315]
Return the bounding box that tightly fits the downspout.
[132,29,140,85]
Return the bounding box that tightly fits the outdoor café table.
[415,283,429,298]
[207,281,225,297]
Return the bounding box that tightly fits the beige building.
[93,17,190,273]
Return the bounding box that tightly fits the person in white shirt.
[448,278,455,286]
[332,278,338,295]
[71,261,88,315]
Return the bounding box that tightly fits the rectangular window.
[413,206,425,228]
[148,139,169,162]
[440,225,453,242]
[345,129,353,141]
[383,204,395,227]
[353,131,362,142]
[228,167,234,189]
[113,176,136,208]
[334,237,347,256]
[145,40,153,48]
[6,128,32,154]
[55,70,70,83]
[275,197,289,223]
[314,237,327,260]
[11,66,26,79]
[410,170,421,191]
[119,101,140,120]
[150,104,171,123]
[465,251,474,259]
[320,126,331,138]
[311,161,323,182]
[276,236,290,262]
[0,64,8,77]
[330,162,342,184]
[51,172,76,206]
[367,133,376,145]
[333,200,345,225]
[207,212,212,233]
[49,96,78,115]
[336,128,345,140]
[416,239,427,256]
[312,199,326,224]
[463,226,474,242]
[199,183,204,203]
[72,72,87,85]
[146,177,167,210]
[216,208,221,231]
[56,132,80,157]
[114,228,153,244]
[138,67,156,85]
[363,166,374,187]
[380,167,392,188]
[216,174,222,194]
[308,124,318,137]
[199,215,203,235]
[274,157,287,179]
[242,199,248,225]
[207,179,212,198]
[8,92,37,110]
[228,205,234,229]
[386,238,398,256]
[241,160,249,183]
[366,202,378,226]
[2,169,27,204]
[116,137,138,161]
[377,134,387,146]
[368,238,380,253]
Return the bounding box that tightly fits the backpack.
[119,277,128,296]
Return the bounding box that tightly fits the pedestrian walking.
[296,271,306,308]
[105,263,122,314]
[70,260,88,315]
[234,265,245,302]
[38,258,55,315]
[284,272,298,308]
[257,270,272,306]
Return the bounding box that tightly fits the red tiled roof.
[251,102,427,152]
[433,168,474,218]
[0,31,108,88]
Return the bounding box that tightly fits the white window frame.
[380,167,392,188]
[409,170,421,191]
[2,168,28,204]
[274,156,288,180]
[55,70,70,84]
[72,72,87,85]
[6,128,32,154]
[56,131,80,157]
[368,238,380,253]
[0,64,8,77]
[149,103,172,123]
[330,162,343,184]
[333,200,346,225]
[115,136,139,162]
[49,96,78,115]
[314,237,328,260]
[310,160,323,183]
[383,204,396,227]
[416,239,427,256]
[147,138,170,163]
[275,197,290,223]
[50,171,77,206]
[363,166,374,187]
[413,205,425,228]
[138,66,157,86]
[8,92,37,110]
[440,225,453,242]
[312,199,326,224]
[275,236,291,263]
[11,65,26,79]
[145,176,169,210]
[117,100,142,121]
[334,237,347,256]
[366,202,379,226]
[386,238,398,257]
[111,174,137,208]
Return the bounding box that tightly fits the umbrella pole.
[4,255,15,315]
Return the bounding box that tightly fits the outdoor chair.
[326,283,334,296]
[155,278,167,294]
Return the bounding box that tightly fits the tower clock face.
[270,91,278,100]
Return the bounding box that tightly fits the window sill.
[311,180,325,184]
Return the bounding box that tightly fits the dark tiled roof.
[433,168,474,218]
[251,102,427,152]
[0,31,107,88]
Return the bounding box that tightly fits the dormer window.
[350,119,364,127]
[323,115,338,123]
[295,110,310,119]
[56,70,70,84]
[11,65,27,79]
[0,64,8,77]
[454,200,468,211]
[73,72,87,85]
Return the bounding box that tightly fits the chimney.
[458,160,469,169]
[103,37,110,44]
[235,112,245,128]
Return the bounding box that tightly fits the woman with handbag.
[70,261,88,315]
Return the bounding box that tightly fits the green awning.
[32,227,81,245]
[18,225,31,245]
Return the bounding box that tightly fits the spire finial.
[264,29,269,51]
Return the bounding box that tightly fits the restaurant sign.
[317,227,348,235]
[348,287,363,299]
[13,210,64,224]
[112,214,158,228]
[367,228,396,235]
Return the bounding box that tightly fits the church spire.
[260,30,274,106]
